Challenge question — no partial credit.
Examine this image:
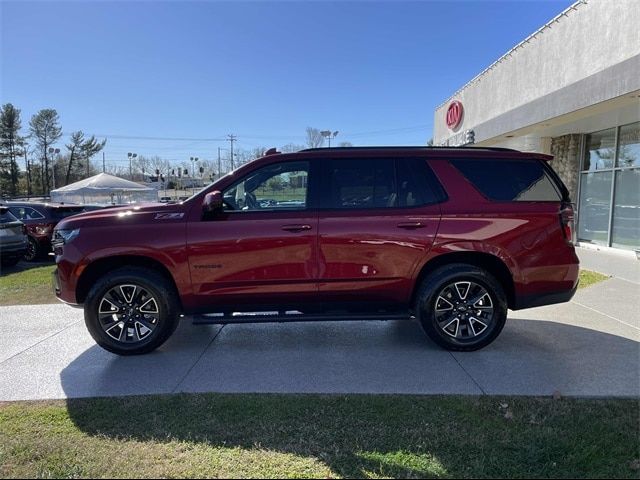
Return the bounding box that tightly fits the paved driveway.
[0,277,638,401]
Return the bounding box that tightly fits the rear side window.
[327,158,396,209]
[397,159,446,206]
[323,158,444,209]
[451,159,562,202]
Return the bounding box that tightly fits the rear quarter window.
[451,158,562,202]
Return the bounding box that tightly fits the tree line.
[0,104,106,197]
[0,103,352,198]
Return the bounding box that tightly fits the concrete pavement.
[0,247,638,401]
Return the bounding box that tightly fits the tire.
[415,263,507,351]
[23,236,41,262]
[84,267,180,355]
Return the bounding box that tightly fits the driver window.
[222,161,309,212]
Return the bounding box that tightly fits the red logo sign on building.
[446,100,463,130]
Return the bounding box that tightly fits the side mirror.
[203,190,223,214]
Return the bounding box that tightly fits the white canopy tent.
[50,173,158,205]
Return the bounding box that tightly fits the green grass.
[0,263,56,306]
[0,266,610,307]
[0,394,638,478]
[578,269,610,289]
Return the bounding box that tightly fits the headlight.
[52,228,80,246]
[34,225,52,235]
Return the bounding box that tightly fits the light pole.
[48,147,60,191]
[127,152,137,179]
[320,130,339,147]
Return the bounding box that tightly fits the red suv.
[52,147,579,355]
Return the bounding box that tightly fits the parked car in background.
[0,206,27,267]
[5,202,87,261]
[52,146,579,355]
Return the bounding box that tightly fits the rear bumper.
[512,282,578,310]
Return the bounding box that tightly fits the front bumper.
[0,240,28,258]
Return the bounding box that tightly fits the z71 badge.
[154,212,185,220]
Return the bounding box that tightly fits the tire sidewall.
[84,268,178,355]
[416,264,507,351]
[24,236,40,262]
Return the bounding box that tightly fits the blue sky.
[1,0,573,168]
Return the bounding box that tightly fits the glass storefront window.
[616,122,640,168]
[611,169,640,249]
[582,128,616,171]
[578,171,612,246]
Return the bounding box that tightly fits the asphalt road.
[0,276,638,401]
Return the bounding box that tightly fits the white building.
[433,0,640,253]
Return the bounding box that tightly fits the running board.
[192,312,412,325]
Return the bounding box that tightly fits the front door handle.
[396,222,426,229]
[281,224,312,232]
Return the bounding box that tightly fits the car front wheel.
[84,267,180,355]
[415,263,507,351]
[23,236,40,262]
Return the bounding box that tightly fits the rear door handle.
[281,224,312,232]
[396,222,426,229]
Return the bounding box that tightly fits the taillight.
[560,202,575,245]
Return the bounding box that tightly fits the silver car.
[0,206,27,268]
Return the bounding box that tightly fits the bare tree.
[104,164,128,177]
[305,127,324,148]
[281,143,306,153]
[338,141,353,148]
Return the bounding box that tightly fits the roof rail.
[300,146,520,153]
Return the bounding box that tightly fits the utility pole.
[217,147,221,179]
[227,134,237,170]
[102,151,105,173]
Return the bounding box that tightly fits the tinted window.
[327,159,396,209]
[451,159,562,202]
[222,161,309,212]
[0,209,19,223]
[49,207,86,219]
[396,159,444,207]
[324,158,443,209]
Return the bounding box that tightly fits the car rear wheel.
[84,267,180,355]
[23,236,40,262]
[415,263,507,351]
